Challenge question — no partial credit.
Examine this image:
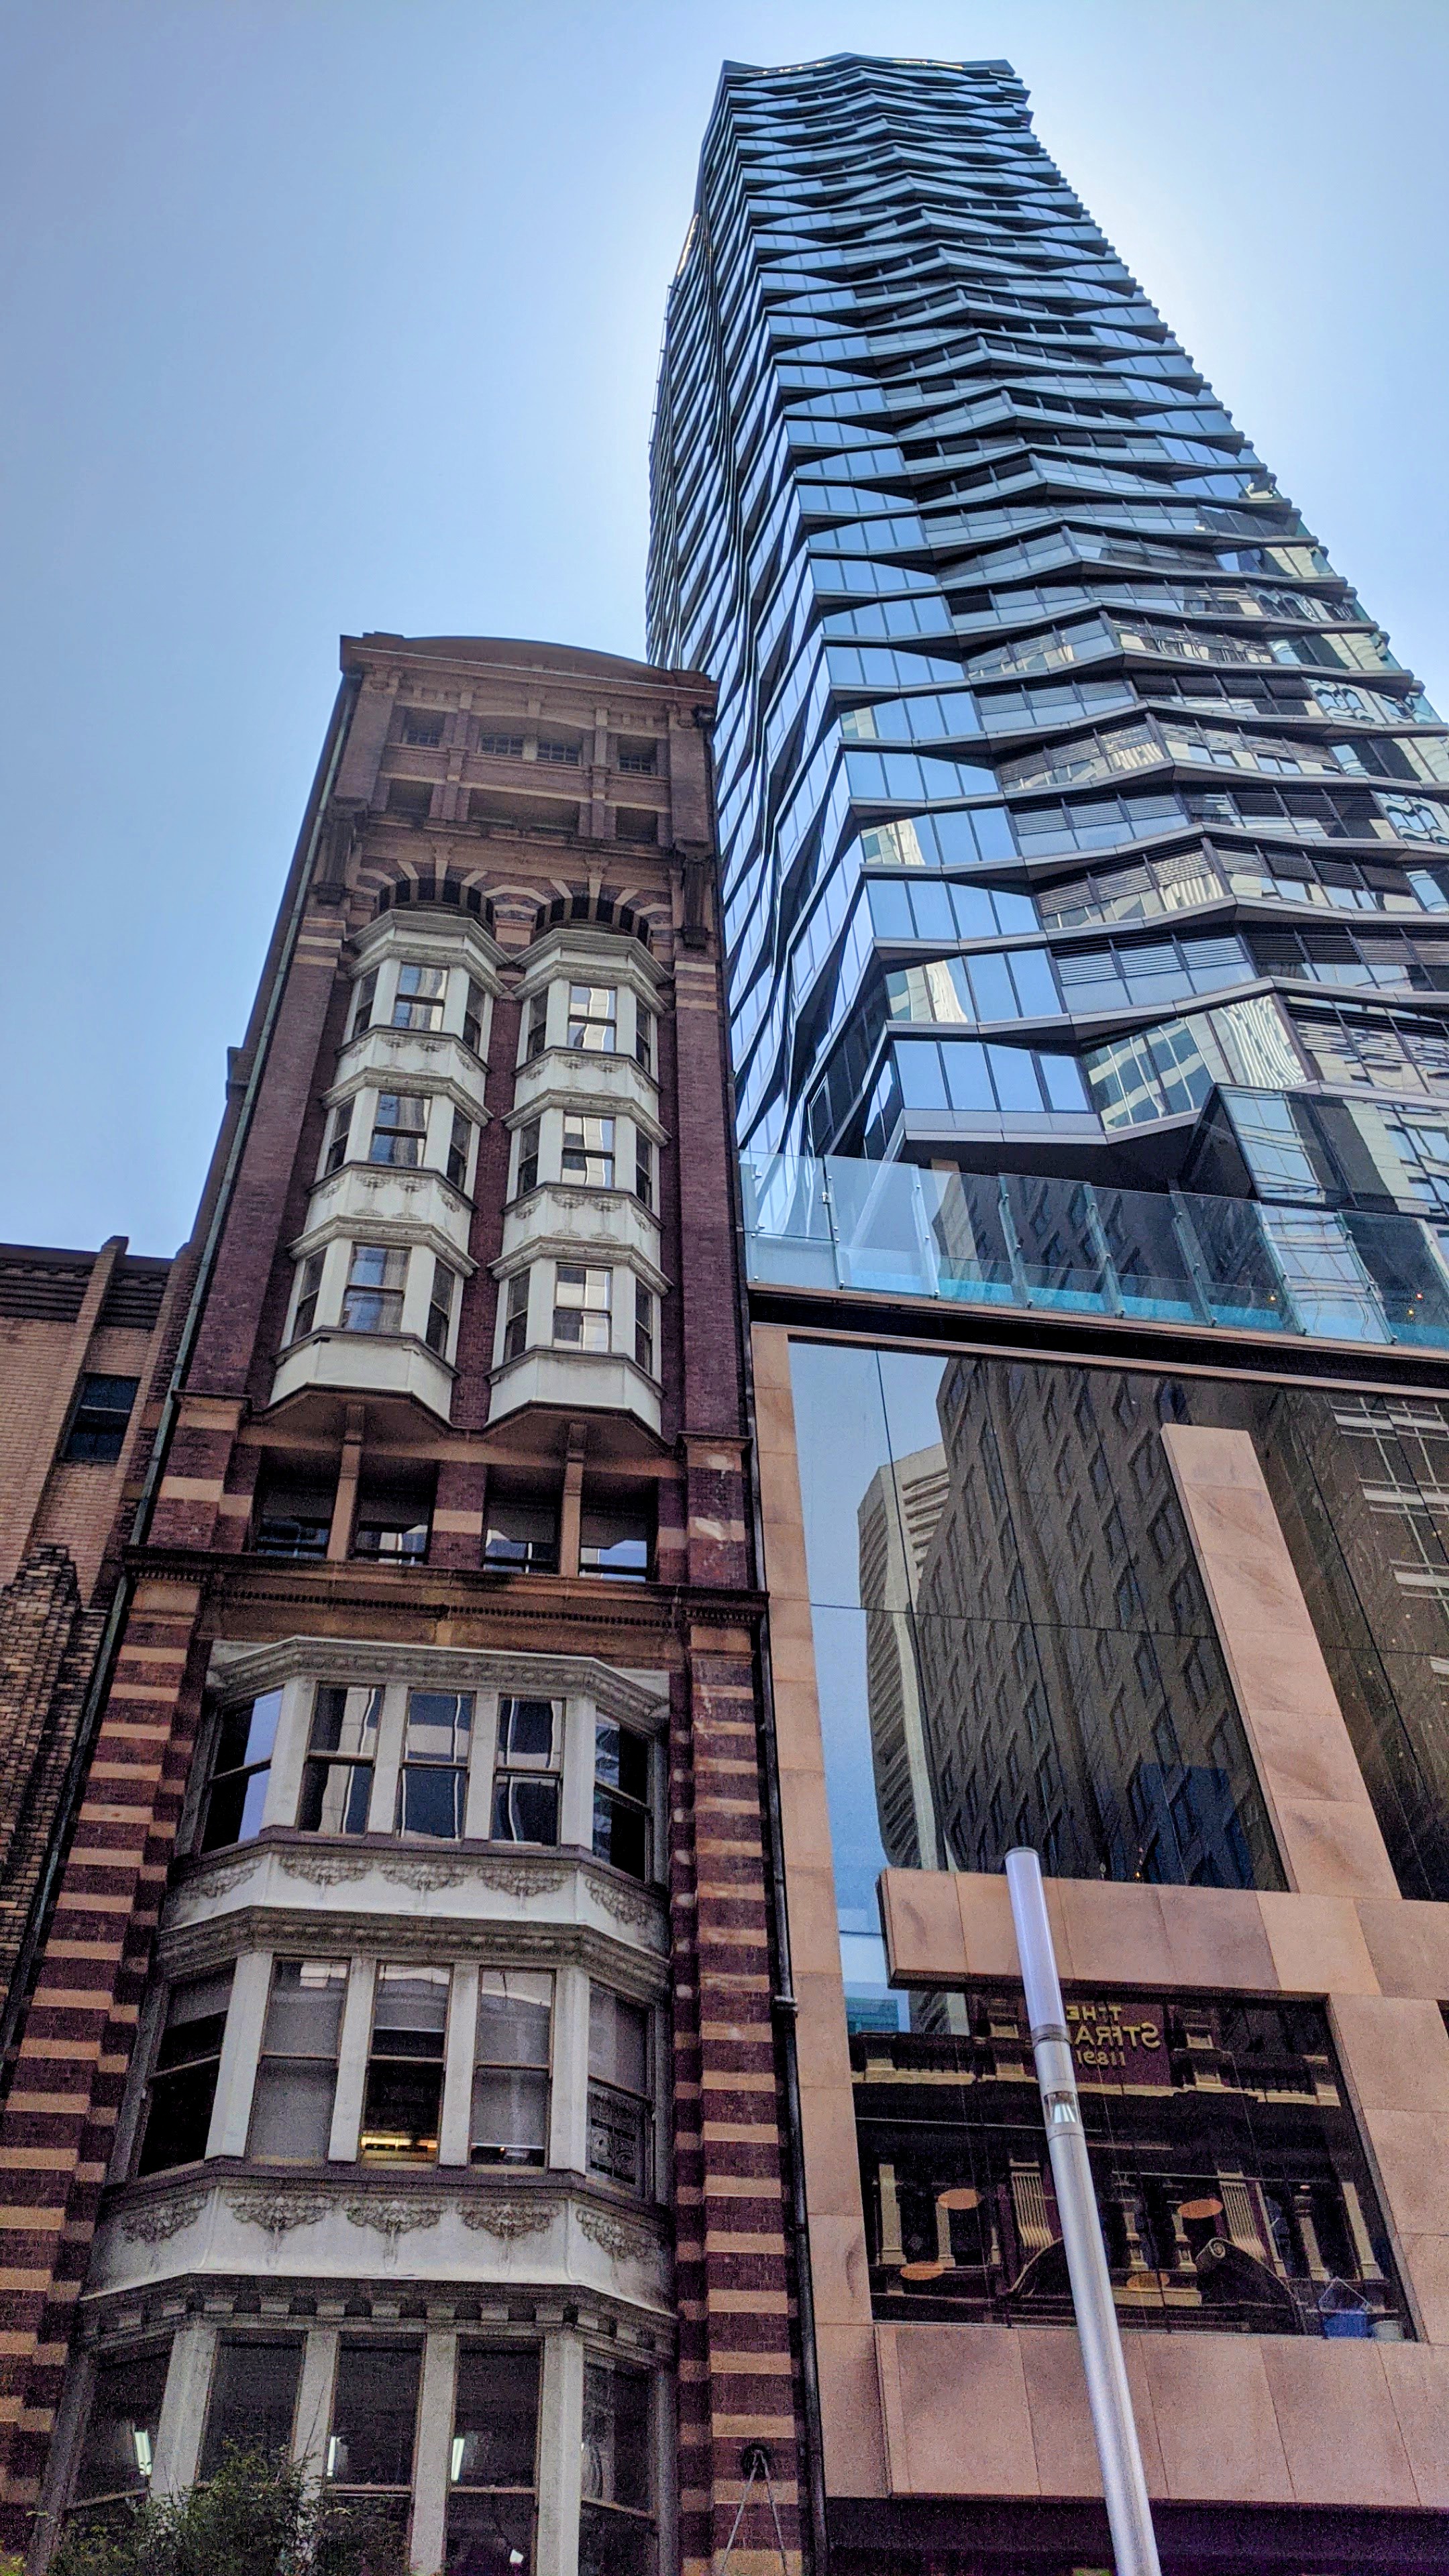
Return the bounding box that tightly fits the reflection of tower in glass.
[858,1444,949,1866]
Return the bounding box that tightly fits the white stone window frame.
[313,1075,482,1202]
[504,1097,667,1205]
[342,912,503,1061]
[511,926,665,1083]
[489,1250,667,1385]
[186,1646,669,1888]
[280,1225,472,1368]
[50,2321,677,2576]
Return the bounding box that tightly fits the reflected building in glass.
[652,47,1449,2576]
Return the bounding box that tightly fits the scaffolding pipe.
[1005,1847,1161,2576]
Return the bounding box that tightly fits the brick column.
[0,1576,205,2546]
[671,1625,805,2576]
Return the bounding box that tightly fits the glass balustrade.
[741,1151,1449,1349]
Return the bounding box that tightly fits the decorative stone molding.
[279,1853,369,1888]
[459,2198,559,2241]
[230,2190,329,2239]
[120,2194,207,2244]
[343,2199,443,2243]
[590,1875,666,1941]
[576,2206,654,2263]
[205,1638,669,1731]
[376,1858,472,1892]
[189,1856,257,1898]
[472,1860,570,1898]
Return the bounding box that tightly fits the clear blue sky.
[4,0,1447,1256]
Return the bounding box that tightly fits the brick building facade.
[0,635,811,2574]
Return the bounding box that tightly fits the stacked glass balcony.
[648,52,1449,1220]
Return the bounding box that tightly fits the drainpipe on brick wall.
[0,669,360,2100]
[699,706,832,2576]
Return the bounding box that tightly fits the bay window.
[568,984,617,1052]
[561,1113,616,1189]
[471,1970,552,2166]
[290,1250,325,1340]
[502,1269,531,1360]
[326,2343,421,2538]
[71,2351,169,2516]
[369,1092,428,1167]
[446,1108,473,1190]
[248,1960,348,2163]
[515,1120,541,1198]
[324,1101,354,1174]
[199,2340,303,2480]
[425,1256,458,1356]
[350,969,378,1037]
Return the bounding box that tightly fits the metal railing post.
[1005,1848,1161,2576]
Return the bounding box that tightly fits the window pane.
[327,2345,421,2489]
[594,1721,649,1805]
[405,1693,472,1762]
[397,1766,466,1839]
[362,1968,449,2162]
[261,1957,348,2057]
[588,2363,651,2509]
[297,1759,374,1835]
[497,1699,555,1764]
[453,2345,539,2487]
[492,1778,560,1845]
[199,2339,302,2477]
[74,2351,169,2502]
[138,1974,232,2174]
[589,1990,648,2096]
[248,2058,338,2164]
[472,1972,551,2167]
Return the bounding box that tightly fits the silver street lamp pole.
[1004,1847,1161,2576]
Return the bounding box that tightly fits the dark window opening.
[352,1470,435,1566]
[200,1690,281,1850]
[254,1475,333,1560]
[588,1987,651,2196]
[386,777,433,819]
[614,808,659,845]
[71,2349,169,2510]
[63,1375,138,1463]
[137,1972,233,2174]
[592,1717,652,1880]
[484,1497,558,1575]
[448,2345,539,2570]
[399,709,444,748]
[326,2343,420,2520]
[199,2339,303,2477]
[580,2363,654,2576]
[580,1506,652,1583]
[615,740,658,775]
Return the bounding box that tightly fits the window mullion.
[327,1958,376,2163]
[535,2330,585,2576]
[367,1685,409,1832]
[409,2330,458,2576]
[439,1965,479,2167]
[551,1963,591,2176]
[206,1949,273,2159]
[559,1695,594,1849]
[148,2317,217,2502]
[260,1676,311,1831]
[464,1697,500,1841]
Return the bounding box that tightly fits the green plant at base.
[49,2450,411,2576]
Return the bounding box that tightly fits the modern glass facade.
[648,52,1449,1255]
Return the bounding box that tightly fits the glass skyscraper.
[648,53,1449,1230]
